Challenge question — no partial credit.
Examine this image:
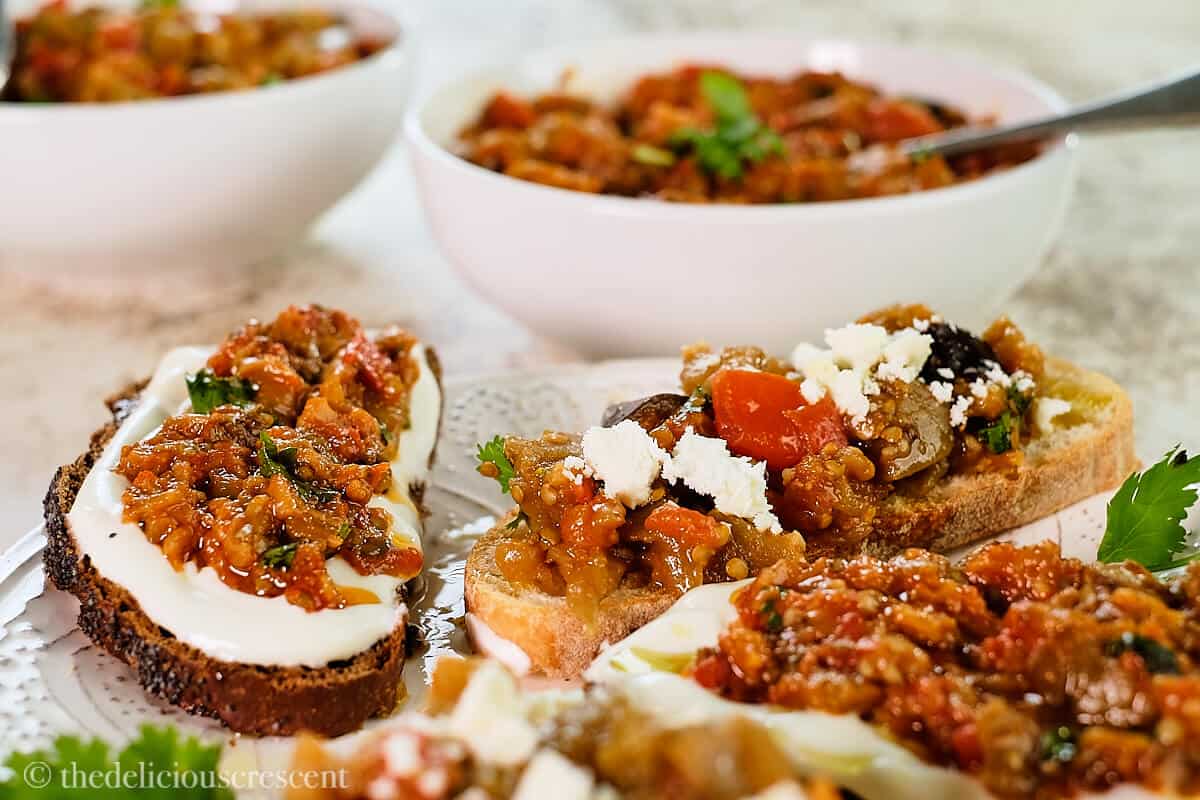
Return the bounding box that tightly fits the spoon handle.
[902,66,1200,158]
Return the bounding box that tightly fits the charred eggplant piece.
[920,321,998,383]
[867,382,953,481]
[601,393,689,431]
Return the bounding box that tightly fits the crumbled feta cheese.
[912,317,931,332]
[937,367,955,380]
[381,731,422,777]
[366,776,398,800]
[826,323,891,371]
[790,323,932,425]
[876,328,933,383]
[830,369,871,421]
[1013,370,1036,393]
[949,395,972,428]
[581,421,669,507]
[970,379,990,399]
[1034,397,1072,432]
[664,430,781,533]
[512,750,594,800]
[929,381,954,404]
[561,455,592,486]
[417,768,450,798]
[446,661,538,766]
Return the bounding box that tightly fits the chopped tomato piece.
[710,369,846,470]
[561,502,623,549]
[481,91,536,129]
[690,652,732,689]
[864,99,943,142]
[645,503,729,548]
[342,331,395,396]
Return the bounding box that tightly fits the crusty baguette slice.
[43,348,442,737]
[465,356,1136,679]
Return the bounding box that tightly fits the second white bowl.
[407,33,1076,358]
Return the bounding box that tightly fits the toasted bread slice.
[465,357,1136,679]
[44,347,443,737]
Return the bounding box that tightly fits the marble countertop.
[1,0,1197,548]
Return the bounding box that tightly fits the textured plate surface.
[0,358,677,760]
[0,357,1110,769]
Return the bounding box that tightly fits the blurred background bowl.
[407,33,1077,358]
[0,0,409,278]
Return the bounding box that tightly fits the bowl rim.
[0,0,406,116]
[405,31,1077,218]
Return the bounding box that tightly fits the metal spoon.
[901,66,1200,158]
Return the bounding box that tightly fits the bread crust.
[465,357,1137,679]
[42,345,443,737]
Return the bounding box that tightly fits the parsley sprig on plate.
[476,435,516,493]
[1,725,231,799]
[1097,447,1200,572]
[671,71,785,180]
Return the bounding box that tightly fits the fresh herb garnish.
[257,433,340,504]
[631,143,677,167]
[1097,447,1200,571]
[476,436,516,494]
[1,724,231,799]
[505,510,529,530]
[185,369,256,414]
[670,71,784,180]
[261,542,299,571]
[260,72,283,86]
[139,0,181,9]
[1105,632,1180,674]
[761,598,784,632]
[978,412,1015,454]
[1040,726,1077,763]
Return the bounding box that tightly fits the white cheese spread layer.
[65,343,440,668]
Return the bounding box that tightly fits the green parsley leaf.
[700,71,752,123]
[631,143,677,167]
[1,724,231,799]
[257,433,339,504]
[978,411,1014,454]
[261,542,299,571]
[670,71,784,180]
[1040,726,1077,763]
[476,436,516,494]
[186,369,256,414]
[1097,447,1200,571]
[1105,632,1179,674]
[260,73,283,86]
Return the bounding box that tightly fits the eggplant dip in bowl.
[405,34,1076,357]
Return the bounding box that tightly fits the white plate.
[0,358,1109,770]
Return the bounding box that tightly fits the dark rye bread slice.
[43,347,442,738]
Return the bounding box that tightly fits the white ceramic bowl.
[0,0,409,276]
[406,33,1077,358]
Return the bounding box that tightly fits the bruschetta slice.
[588,540,1200,799]
[467,305,1136,679]
[43,305,442,736]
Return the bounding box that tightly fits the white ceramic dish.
[406,33,1077,358]
[0,0,409,276]
[0,358,1112,796]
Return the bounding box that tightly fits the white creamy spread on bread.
[66,343,440,668]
